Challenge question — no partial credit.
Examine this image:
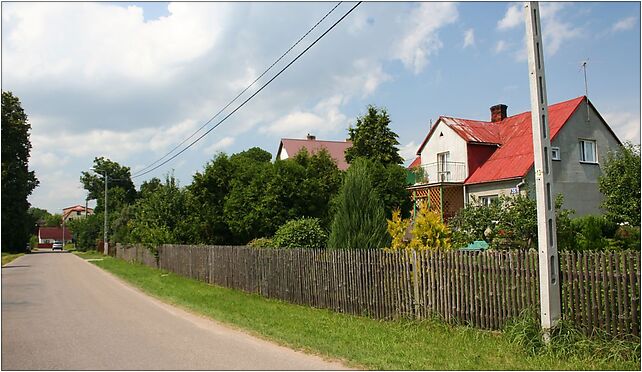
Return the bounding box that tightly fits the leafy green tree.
[224,148,277,243]
[2,91,39,252]
[368,160,412,218]
[598,142,641,226]
[328,158,390,249]
[66,214,102,251]
[29,207,51,225]
[188,154,235,244]
[345,105,403,165]
[127,175,194,246]
[80,157,136,213]
[45,213,63,227]
[272,217,328,249]
[291,148,343,227]
[139,177,162,198]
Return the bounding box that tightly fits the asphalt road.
[1,250,348,370]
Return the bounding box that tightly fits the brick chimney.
[490,104,508,122]
[306,133,316,140]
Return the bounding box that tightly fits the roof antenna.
[428,119,433,130]
[581,59,590,123]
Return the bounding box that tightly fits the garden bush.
[247,237,275,249]
[272,217,327,249]
[387,201,452,251]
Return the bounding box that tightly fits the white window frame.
[579,139,598,164]
[479,195,498,206]
[551,147,561,161]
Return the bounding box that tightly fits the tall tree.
[599,142,641,226]
[344,105,404,165]
[80,157,136,213]
[2,92,39,252]
[328,158,390,249]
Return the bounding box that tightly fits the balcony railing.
[410,161,467,185]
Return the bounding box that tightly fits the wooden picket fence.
[113,244,640,338]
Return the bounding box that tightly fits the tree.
[368,160,412,218]
[188,154,235,244]
[344,105,404,165]
[598,142,641,226]
[272,217,328,249]
[45,213,63,227]
[328,158,390,249]
[2,92,39,252]
[80,157,136,213]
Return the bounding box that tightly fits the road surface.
[2,250,348,370]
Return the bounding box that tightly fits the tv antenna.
[580,59,590,122]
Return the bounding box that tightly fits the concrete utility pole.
[104,172,108,255]
[524,1,562,337]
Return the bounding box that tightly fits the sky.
[1,1,640,213]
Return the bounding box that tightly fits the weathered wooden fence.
[112,244,640,338]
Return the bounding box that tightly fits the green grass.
[86,255,640,370]
[2,252,25,266]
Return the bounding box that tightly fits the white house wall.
[420,120,468,168]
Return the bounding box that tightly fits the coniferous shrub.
[272,217,327,249]
[328,158,390,249]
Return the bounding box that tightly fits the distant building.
[38,227,72,244]
[408,96,621,220]
[276,134,352,170]
[62,205,94,223]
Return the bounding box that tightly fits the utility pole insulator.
[524,1,562,335]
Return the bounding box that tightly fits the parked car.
[52,241,63,251]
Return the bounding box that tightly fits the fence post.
[413,249,420,318]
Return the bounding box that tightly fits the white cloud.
[603,111,641,144]
[463,28,475,48]
[395,2,458,74]
[495,40,509,53]
[497,4,522,30]
[612,16,637,32]
[336,59,392,98]
[2,2,231,86]
[262,95,348,137]
[399,141,419,164]
[205,136,235,154]
[497,3,581,60]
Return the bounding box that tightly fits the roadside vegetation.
[2,252,25,266]
[83,254,640,370]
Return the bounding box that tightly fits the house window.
[479,195,498,206]
[579,140,597,163]
[76,211,82,216]
[551,147,560,161]
[437,152,450,181]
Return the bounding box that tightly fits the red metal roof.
[38,227,72,240]
[464,96,585,184]
[414,96,588,185]
[279,138,352,170]
[408,156,421,169]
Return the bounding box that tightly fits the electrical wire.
[131,1,362,180]
[132,2,343,177]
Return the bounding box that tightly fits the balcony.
[409,161,467,185]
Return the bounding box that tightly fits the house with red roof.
[408,96,621,220]
[38,227,72,245]
[62,204,94,223]
[276,134,352,170]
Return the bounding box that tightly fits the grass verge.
[2,252,25,266]
[84,254,640,370]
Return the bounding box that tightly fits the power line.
[131,1,362,180]
[132,2,343,177]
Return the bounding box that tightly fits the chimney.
[306,133,316,141]
[490,104,508,122]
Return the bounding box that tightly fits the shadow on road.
[2,265,31,269]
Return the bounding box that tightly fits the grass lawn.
[80,254,640,370]
[2,252,25,266]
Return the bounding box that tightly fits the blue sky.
[1,1,640,212]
